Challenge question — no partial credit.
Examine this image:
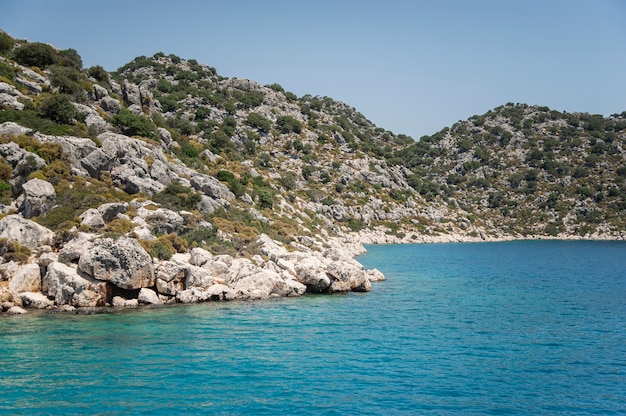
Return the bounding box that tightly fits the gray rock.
[42,261,109,307]
[205,284,236,301]
[157,127,173,151]
[137,206,184,234]
[100,96,121,113]
[0,121,32,136]
[123,81,142,107]
[7,305,27,314]
[185,265,224,289]
[111,296,138,307]
[138,288,162,305]
[12,152,46,179]
[93,84,108,100]
[294,258,331,293]
[38,252,58,267]
[19,292,53,309]
[366,268,386,282]
[9,263,41,294]
[175,287,209,304]
[190,174,235,201]
[0,215,54,250]
[97,202,129,223]
[189,247,212,267]
[79,208,105,229]
[78,237,154,290]
[20,178,55,218]
[58,233,95,264]
[326,261,371,293]
[197,195,221,214]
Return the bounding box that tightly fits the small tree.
[276,115,302,134]
[13,42,57,68]
[110,108,157,139]
[88,65,109,82]
[246,112,271,133]
[39,94,80,124]
[58,48,83,69]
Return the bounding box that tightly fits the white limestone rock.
[138,288,162,305]
[78,237,154,290]
[8,263,41,294]
[0,215,54,250]
[42,261,109,307]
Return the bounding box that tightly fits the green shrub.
[277,115,302,134]
[49,65,85,96]
[57,48,83,69]
[0,238,31,263]
[13,42,58,68]
[256,188,274,209]
[40,94,82,124]
[0,61,15,81]
[152,182,202,211]
[0,31,14,55]
[88,65,109,82]
[231,90,264,109]
[246,112,271,133]
[110,108,157,139]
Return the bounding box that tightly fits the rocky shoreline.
[3,210,622,316]
[0,209,387,316]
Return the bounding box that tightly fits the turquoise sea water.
[1,240,625,415]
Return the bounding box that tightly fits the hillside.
[393,104,626,239]
[0,30,624,312]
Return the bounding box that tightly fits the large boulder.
[42,261,109,307]
[190,174,235,201]
[326,260,371,293]
[294,257,331,293]
[8,263,41,294]
[185,265,224,290]
[0,215,54,250]
[78,237,154,290]
[20,178,56,218]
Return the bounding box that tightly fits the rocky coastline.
[0,208,388,315]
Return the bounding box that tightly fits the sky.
[1,0,625,140]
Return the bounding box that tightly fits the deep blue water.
[1,240,625,415]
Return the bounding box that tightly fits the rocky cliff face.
[0,31,624,313]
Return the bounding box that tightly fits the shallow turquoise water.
[1,241,625,415]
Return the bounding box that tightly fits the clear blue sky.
[2,0,625,139]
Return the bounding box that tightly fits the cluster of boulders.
[0,209,384,315]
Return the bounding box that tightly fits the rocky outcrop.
[8,263,41,294]
[0,215,54,249]
[42,261,109,307]
[78,237,154,290]
[20,178,56,218]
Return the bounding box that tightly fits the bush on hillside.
[277,115,302,134]
[88,65,109,82]
[13,42,57,68]
[110,108,157,139]
[246,112,271,133]
[0,31,14,54]
[40,94,82,124]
